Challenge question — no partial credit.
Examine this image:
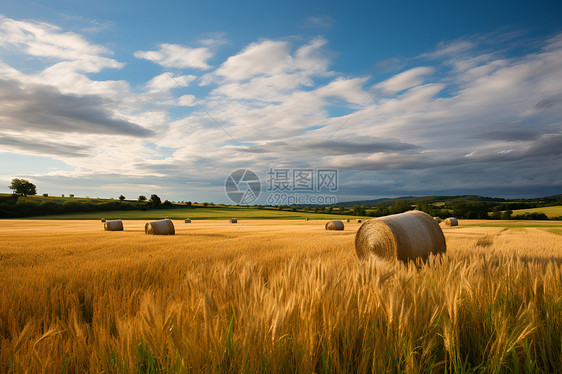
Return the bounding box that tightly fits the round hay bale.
[100,218,106,223]
[355,210,446,262]
[104,219,123,231]
[185,219,191,223]
[230,218,238,223]
[305,218,309,221]
[433,217,442,223]
[325,220,344,230]
[145,219,175,235]
[357,219,362,223]
[444,217,458,226]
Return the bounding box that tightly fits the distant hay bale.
[444,217,458,226]
[357,219,362,223]
[185,219,191,223]
[100,218,106,222]
[230,218,238,223]
[325,220,344,231]
[306,218,309,221]
[433,217,442,223]
[145,219,175,235]
[355,210,446,263]
[104,219,123,231]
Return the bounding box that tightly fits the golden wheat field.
[1,219,562,373]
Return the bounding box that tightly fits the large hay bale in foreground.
[325,221,344,231]
[104,219,123,231]
[230,218,238,223]
[444,217,458,226]
[145,219,175,235]
[433,217,442,223]
[185,219,191,223]
[355,210,446,262]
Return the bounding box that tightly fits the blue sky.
[0,0,561,203]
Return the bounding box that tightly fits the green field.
[510,205,562,218]
[27,206,367,220]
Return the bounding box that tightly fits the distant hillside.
[334,194,562,208]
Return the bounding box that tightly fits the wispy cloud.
[0,134,91,157]
[377,67,434,94]
[134,43,214,69]
[302,15,335,29]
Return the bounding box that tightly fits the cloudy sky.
[0,0,561,203]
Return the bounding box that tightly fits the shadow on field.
[517,256,562,267]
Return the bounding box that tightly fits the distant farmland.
[510,205,562,218]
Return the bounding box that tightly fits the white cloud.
[378,67,434,94]
[134,43,214,69]
[213,37,331,83]
[215,40,293,81]
[177,95,197,107]
[0,16,112,62]
[145,73,196,92]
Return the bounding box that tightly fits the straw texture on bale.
[433,217,442,223]
[355,210,446,262]
[230,218,238,223]
[185,219,191,223]
[325,221,344,231]
[104,220,123,231]
[145,219,175,235]
[444,217,458,226]
[100,218,106,223]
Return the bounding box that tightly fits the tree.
[9,178,36,197]
[42,193,48,197]
[138,195,147,202]
[501,210,513,220]
[69,194,74,198]
[417,199,436,216]
[353,205,366,216]
[119,195,125,202]
[150,194,161,207]
[390,200,411,214]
